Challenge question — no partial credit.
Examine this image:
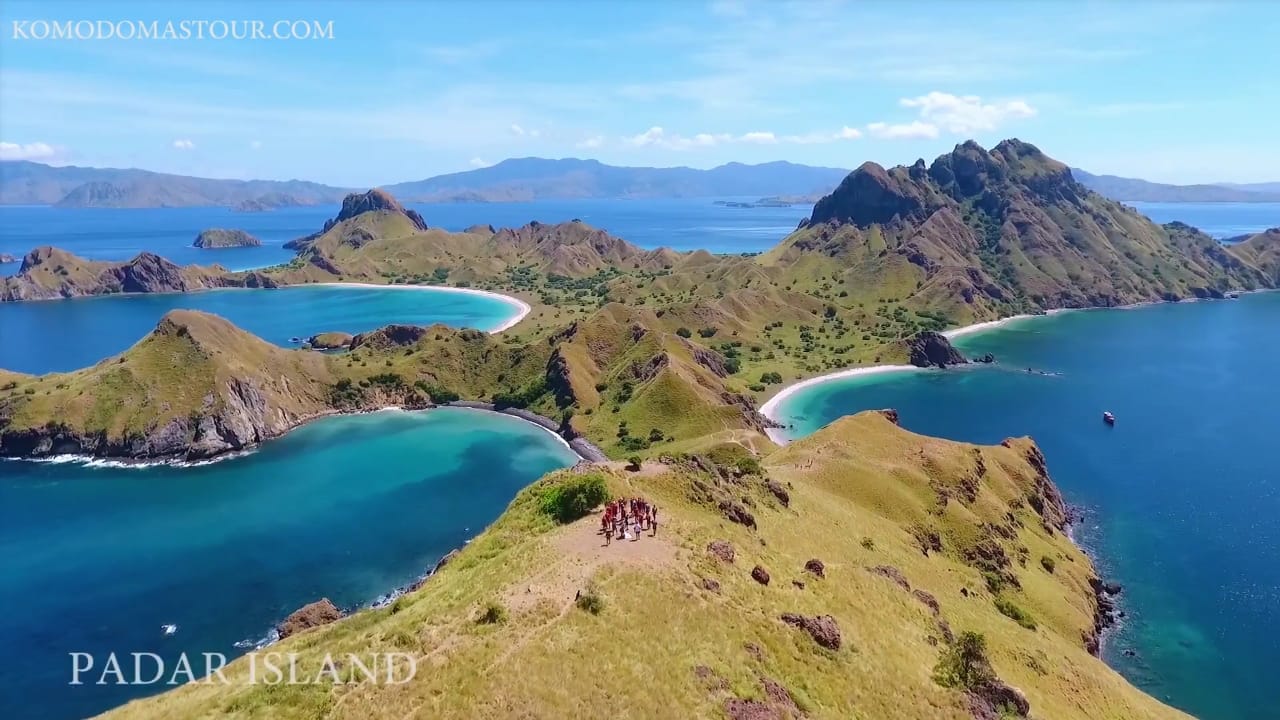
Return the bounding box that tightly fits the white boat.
[1103,411,1115,425]
[161,624,178,636]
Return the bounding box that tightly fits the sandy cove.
[310,282,532,333]
[760,312,1051,445]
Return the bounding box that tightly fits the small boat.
[1102,411,1115,425]
[289,336,301,343]
[161,624,178,637]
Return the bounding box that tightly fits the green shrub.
[994,596,1037,630]
[1040,555,1056,574]
[697,327,718,338]
[413,380,460,403]
[575,588,605,615]
[476,602,507,625]
[627,455,642,471]
[676,327,692,338]
[934,631,993,689]
[860,536,875,550]
[540,473,610,524]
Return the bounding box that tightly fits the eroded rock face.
[276,598,342,639]
[336,189,428,231]
[907,331,968,368]
[780,613,841,650]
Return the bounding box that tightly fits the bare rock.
[780,613,841,650]
[803,558,825,578]
[720,500,758,529]
[701,577,722,593]
[276,598,342,639]
[765,479,790,507]
[725,699,782,720]
[868,565,911,591]
[751,565,771,586]
[708,540,736,563]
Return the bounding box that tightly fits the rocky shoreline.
[0,400,608,466]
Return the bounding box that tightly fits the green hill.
[101,412,1188,720]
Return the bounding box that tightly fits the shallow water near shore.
[769,291,1280,720]
[0,408,578,720]
[0,284,522,374]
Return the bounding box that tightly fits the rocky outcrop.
[306,332,354,350]
[276,598,342,639]
[707,540,736,563]
[751,565,771,586]
[1084,576,1124,655]
[907,331,968,368]
[780,613,841,650]
[193,228,261,249]
[0,253,16,264]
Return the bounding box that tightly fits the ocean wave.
[7,448,257,470]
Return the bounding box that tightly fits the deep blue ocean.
[0,409,578,720]
[0,285,521,374]
[0,198,1277,719]
[772,292,1280,720]
[0,197,813,277]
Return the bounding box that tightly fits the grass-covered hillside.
[104,412,1188,720]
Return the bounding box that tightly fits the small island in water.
[192,228,262,249]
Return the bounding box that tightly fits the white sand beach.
[311,282,531,333]
[760,312,1050,444]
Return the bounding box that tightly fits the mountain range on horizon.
[2,151,1280,210]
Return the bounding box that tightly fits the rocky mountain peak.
[334,189,427,231]
[809,161,930,228]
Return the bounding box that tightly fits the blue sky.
[1,0,1276,186]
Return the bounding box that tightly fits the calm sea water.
[0,198,812,277]
[771,291,1280,720]
[1126,201,1280,239]
[0,408,578,720]
[0,285,521,374]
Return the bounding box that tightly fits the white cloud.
[172,139,195,150]
[509,123,540,138]
[469,157,490,168]
[249,140,263,150]
[0,141,57,161]
[575,135,605,150]
[898,92,1036,133]
[624,125,861,150]
[866,121,940,140]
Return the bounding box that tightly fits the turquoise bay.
[770,292,1280,720]
[0,408,578,720]
[0,284,522,374]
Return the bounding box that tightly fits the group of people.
[600,497,658,543]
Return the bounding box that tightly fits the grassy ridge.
[103,413,1187,720]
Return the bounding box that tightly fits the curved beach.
[311,282,532,333]
[761,314,1043,444]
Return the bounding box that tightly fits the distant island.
[3,157,1279,208]
[715,194,824,208]
[1070,169,1280,202]
[233,193,313,212]
[192,228,261,249]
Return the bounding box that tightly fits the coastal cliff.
[0,247,277,301]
